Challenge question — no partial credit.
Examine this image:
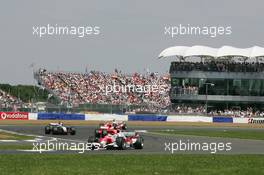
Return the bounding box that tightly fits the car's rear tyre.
[122,124,127,130]
[70,130,75,135]
[116,137,126,150]
[95,129,99,137]
[51,128,57,135]
[45,127,50,134]
[134,137,144,149]
[58,127,65,135]
[70,128,76,135]
[106,146,114,150]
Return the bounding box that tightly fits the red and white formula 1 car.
[88,129,144,150]
[99,120,127,131]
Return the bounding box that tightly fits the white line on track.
[17,149,55,152]
[135,130,148,133]
[23,140,38,142]
[0,140,18,142]
[0,128,87,143]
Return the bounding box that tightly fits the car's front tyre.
[116,137,126,150]
[134,137,144,149]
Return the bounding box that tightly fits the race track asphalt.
[0,125,264,154]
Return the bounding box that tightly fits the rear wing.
[122,132,136,137]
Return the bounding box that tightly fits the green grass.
[152,129,264,140]
[0,144,33,150]
[0,131,35,140]
[0,154,263,175]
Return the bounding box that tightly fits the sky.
[1,0,264,85]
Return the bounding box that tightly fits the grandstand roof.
[158,46,264,61]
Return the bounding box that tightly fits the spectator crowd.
[36,69,171,109]
[209,107,264,118]
[171,105,206,114]
[170,61,264,73]
[171,105,264,118]
[0,89,24,109]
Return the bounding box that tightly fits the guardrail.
[0,112,263,124]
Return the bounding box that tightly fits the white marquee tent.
[159,46,264,62]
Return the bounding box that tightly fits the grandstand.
[29,46,264,117]
[159,45,264,117]
[34,69,171,113]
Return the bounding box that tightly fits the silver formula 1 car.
[45,123,76,135]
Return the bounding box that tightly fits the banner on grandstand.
[85,114,128,121]
[37,113,85,120]
[167,115,212,122]
[0,112,28,120]
[128,114,167,121]
[28,113,38,120]
[232,118,248,124]
[248,118,264,124]
[212,117,233,123]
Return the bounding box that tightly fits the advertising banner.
[85,114,128,121]
[167,115,212,122]
[128,115,167,121]
[37,113,85,120]
[232,118,248,124]
[0,112,29,120]
[213,117,233,123]
[248,118,264,124]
